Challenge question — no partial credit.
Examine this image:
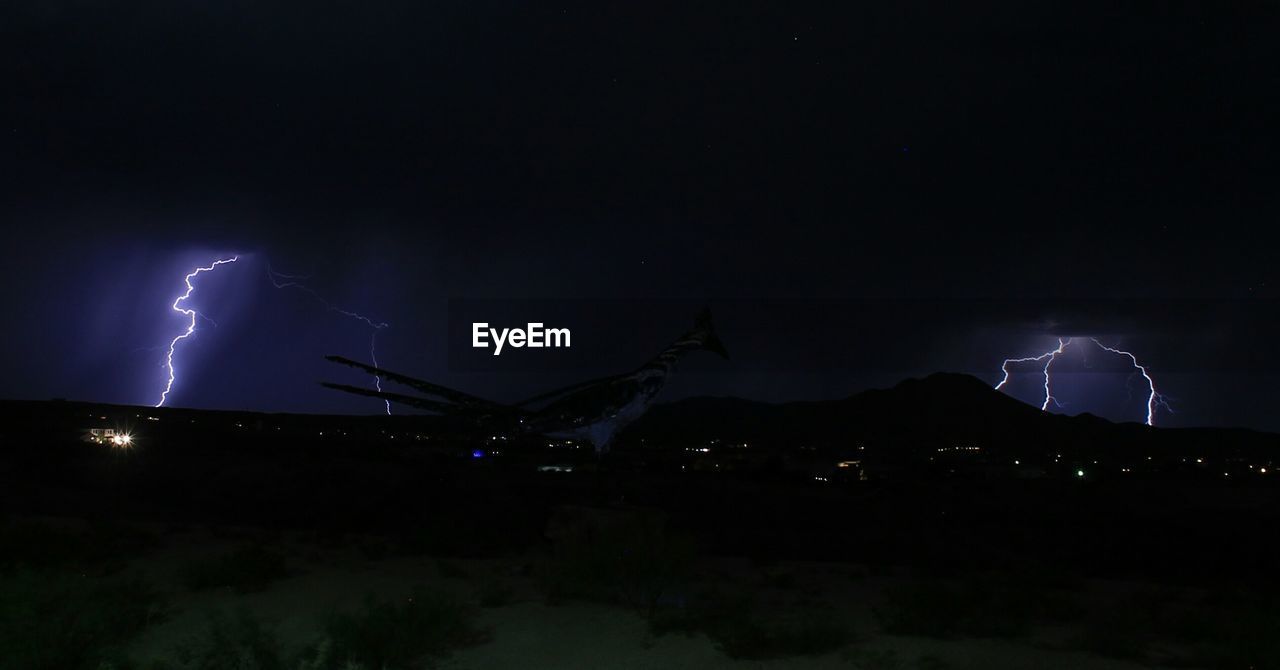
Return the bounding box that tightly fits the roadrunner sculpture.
[323,309,729,453]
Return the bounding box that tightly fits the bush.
[713,609,851,659]
[302,587,487,669]
[295,646,370,670]
[841,648,902,670]
[875,575,1081,639]
[0,570,165,670]
[539,518,697,616]
[1176,604,1280,669]
[874,581,969,638]
[1073,587,1280,668]
[1069,604,1153,662]
[151,609,285,670]
[476,579,515,608]
[434,560,469,580]
[181,545,289,594]
[650,589,852,659]
[356,538,391,562]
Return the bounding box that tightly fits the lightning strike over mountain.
[996,337,1170,426]
[156,255,240,407]
[1089,338,1170,427]
[995,337,1070,411]
[267,265,392,415]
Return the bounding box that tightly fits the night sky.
[3,2,1278,429]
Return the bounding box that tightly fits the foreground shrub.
[714,609,851,659]
[302,587,487,669]
[181,545,289,594]
[0,570,164,670]
[152,609,285,670]
[1072,587,1280,668]
[651,589,852,659]
[539,516,697,616]
[875,575,1081,639]
[874,581,969,638]
[476,578,515,608]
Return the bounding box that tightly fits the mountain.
[623,373,1279,466]
[4,372,1276,469]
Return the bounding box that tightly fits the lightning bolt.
[157,255,239,407]
[995,337,1170,426]
[995,337,1070,410]
[267,265,392,415]
[1089,338,1169,427]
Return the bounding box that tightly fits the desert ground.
[3,515,1245,670]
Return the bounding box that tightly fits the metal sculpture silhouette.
[323,309,729,453]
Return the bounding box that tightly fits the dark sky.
[2,2,1278,429]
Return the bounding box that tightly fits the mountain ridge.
[623,372,1279,461]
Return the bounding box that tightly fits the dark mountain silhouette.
[623,373,1279,465]
[3,372,1276,469]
